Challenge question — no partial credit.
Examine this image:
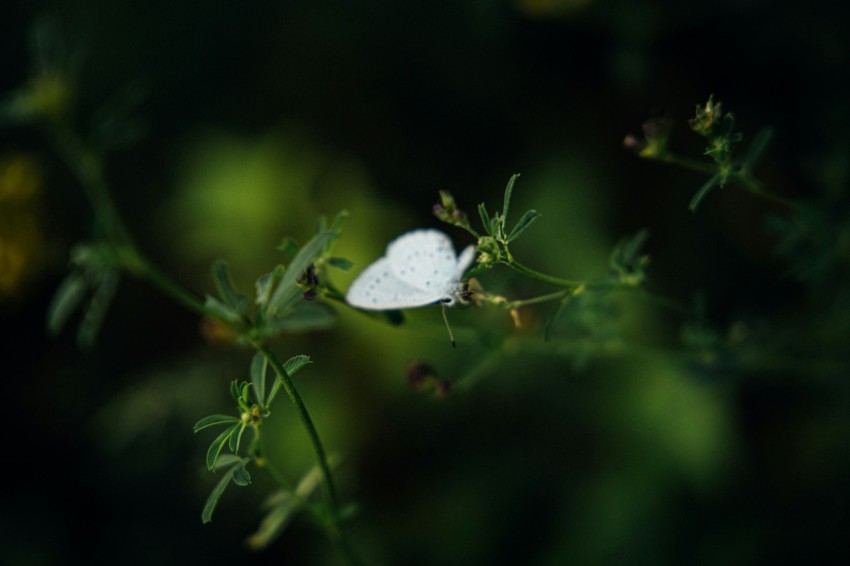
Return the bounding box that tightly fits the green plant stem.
[657,151,797,209]
[501,258,584,288]
[504,290,572,309]
[48,120,355,560]
[124,250,211,316]
[49,125,214,318]
[254,342,339,515]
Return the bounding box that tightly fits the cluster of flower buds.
[432,190,473,232]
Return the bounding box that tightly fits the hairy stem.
[254,342,339,514]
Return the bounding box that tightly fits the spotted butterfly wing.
[346,229,475,310]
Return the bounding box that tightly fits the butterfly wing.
[346,229,476,310]
[345,257,451,310]
[385,229,462,296]
[455,245,476,279]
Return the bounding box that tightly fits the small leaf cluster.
[46,243,121,349]
[626,96,780,211]
[609,229,651,287]
[193,352,312,524]
[434,174,540,269]
[205,211,350,342]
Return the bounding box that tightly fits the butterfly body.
[346,229,476,310]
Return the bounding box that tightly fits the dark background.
[2,0,850,564]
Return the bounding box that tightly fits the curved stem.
[658,151,797,210]
[502,259,584,288]
[254,342,339,514]
[504,290,572,309]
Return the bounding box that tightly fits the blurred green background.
[3,0,850,564]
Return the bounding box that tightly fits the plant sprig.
[434,175,655,340]
[624,95,797,211]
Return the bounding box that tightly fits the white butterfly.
[346,229,476,310]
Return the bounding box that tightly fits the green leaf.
[250,352,267,406]
[502,173,520,225]
[211,260,248,315]
[46,271,87,335]
[229,380,240,403]
[260,303,336,336]
[228,423,246,453]
[231,461,252,486]
[330,210,349,233]
[201,458,250,524]
[277,237,300,259]
[689,173,722,212]
[239,382,251,403]
[267,229,336,316]
[477,203,492,235]
[77,269,120,350]
[324,210,349,253]
[255,265,285,307]
[283,354,312,376]
[610,229,650,286]
[245,456,339,550]
[204,295,241,324]
[507,210,541,243]
[206,424,238,470]
[193,414,240,433]
[212,453,243,470]
[327,257,353,270]
[246,490,299,550]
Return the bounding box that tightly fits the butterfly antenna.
[441,302,457,348]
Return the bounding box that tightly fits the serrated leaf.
[283,354,312,375]
[250,352,267,406]
[206,424,238,470]
[204,295,241,324]
[193,414,240,433]
[267,230,336,316]
[327,257,353,270]
[502,173,520,225]
[477,203,492,235]
[689,173,722,212]
[46,271,87,335]
[507,209,541,243]
[229,380,240,403]
[77,268,120,350]
[212,260,248,315]
[201,458,250,524]
[228,423,246,453]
